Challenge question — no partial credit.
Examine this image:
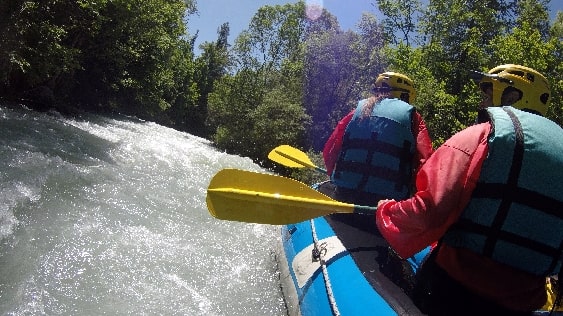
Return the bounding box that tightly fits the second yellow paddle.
[268,145,327,173]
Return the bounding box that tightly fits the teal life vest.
[331,98,415,205]
[443,106,563,276]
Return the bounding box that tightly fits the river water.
[0,105,286,315]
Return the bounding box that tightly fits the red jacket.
[376,122,546,312]
[323,107,433,176]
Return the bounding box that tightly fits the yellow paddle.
[206,169,376,225]
[267,145,327,173]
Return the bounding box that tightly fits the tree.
[208,2,308,162]
[304,30,358,150]
[185,22,231,137]
[376,0,421,46]
[303,12,387,150]
[74,0,194,117]
[232,2,306,72]
[487,2,561,126]
[418,0,511,95]
[251,86,310,166]
[207,71,259,156]
[0,0,200,121]
[547,11,563,125]
[0,0,97,109]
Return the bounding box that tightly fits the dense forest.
[1,0,562,180]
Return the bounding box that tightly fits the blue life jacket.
[331,98,415,205]
[443,106,563,276]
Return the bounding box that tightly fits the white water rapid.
[0,105,286,315]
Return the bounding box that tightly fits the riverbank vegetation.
[1,0,561,179]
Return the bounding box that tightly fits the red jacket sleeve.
[411,111,433,172]
[376,123,491,258]
[323,110,354,175]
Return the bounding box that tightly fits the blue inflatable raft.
[276,181,428,315]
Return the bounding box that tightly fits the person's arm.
[376,123,491,258]
[322,110,354,175]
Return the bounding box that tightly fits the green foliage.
[0,0,92,105]
[285,149,329,184]
[381,0,562,145]
[232,2,306,72]
[382,44,464,145]
[547,12,563,125]
[489,23,553,70]
[208,2,308,164]
[2,0,561,172]
[251,88,311,164]
[186,23,231,137]
[304,29,364,149]
[376,0,421,46]
[418,0,507,96]
[486,4,562,126]
[75,0,193,117]
[0,0,200,122]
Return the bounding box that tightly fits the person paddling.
[320,72,434,295]
[376,64,563,315]
[322,72,433,206]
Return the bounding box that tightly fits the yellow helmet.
[470,64,551,116]
[374,72,416,104]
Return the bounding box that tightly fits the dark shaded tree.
[0,0,200,122]
[304,12,387,150]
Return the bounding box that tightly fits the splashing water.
[0,105,286,315]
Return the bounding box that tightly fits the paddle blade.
[268,145,326,173]
[206,169,359,225]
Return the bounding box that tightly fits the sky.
[187,0,378,53]
[187,0,563,55]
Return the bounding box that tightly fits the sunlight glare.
[305,0,323,21]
